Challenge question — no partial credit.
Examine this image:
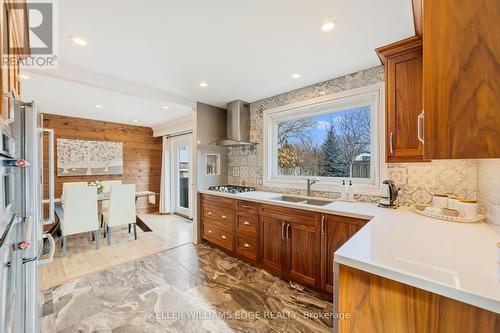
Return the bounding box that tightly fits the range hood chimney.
[210,100,257,147]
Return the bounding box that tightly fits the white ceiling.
[21,0,414,128]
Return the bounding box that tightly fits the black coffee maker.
[378,180,399,208]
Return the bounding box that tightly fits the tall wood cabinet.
[0,0,30,122]
[423,0,500,159]
[376,36,424,163]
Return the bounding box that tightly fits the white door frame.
[170,134,193,218]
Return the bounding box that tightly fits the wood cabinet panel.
[202,203,234,229]
[338,264,500,333]
[260,204,318,226]
[287,221,320,288]
[261,216,286,274]
[322,214,367,293]
[377,36,424,163]
[423,0,500,159]
[236,200,259,214]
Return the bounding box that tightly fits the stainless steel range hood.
[210,100,257,147]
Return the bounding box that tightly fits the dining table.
[42,191,158,236]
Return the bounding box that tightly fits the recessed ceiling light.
[133,120,138,123]
[292,73,301,79]
[162,105,169,109]
[70,36,87,46]
[95,104,103,109]
[19,74,30,79]
[321,21,336,32]
[199,82,208,88]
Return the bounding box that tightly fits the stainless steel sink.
[270,195,307,203]
[270,196,333,206]
[303,199,333,206]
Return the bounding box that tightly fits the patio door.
[171,134,192,218]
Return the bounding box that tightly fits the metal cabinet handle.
[37,233,55,266]
[286,223,290,240]
[208,229,212,234]
[417,111,425,143]
[42,128,55,226]
[281,222,286,240]
[243,221,250,226]
[241,204,250,209]
[1,91,15,124]
[321,215,325,235]
[222,215,227,219]
[389,132,394,154]
[208,211,213,215]
[221,235,227,239]
[243,243,250,248]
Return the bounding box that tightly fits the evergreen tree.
[319,126,347,176]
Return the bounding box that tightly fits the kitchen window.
[263,83,386,195]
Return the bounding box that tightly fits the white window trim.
[263,83,387,196]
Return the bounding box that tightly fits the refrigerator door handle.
[41,128,55,226]
[37,233,55,265]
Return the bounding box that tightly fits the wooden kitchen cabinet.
[423,0,500,159]
[321,214,368,293]
[338,264,500,333]
[261,216,286,274]
[376,36,424,163]
[0,0,30,121]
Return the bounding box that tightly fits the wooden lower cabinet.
[286,220,320,288]
[200,194,367,293]
[322,214,368,292]
[338,264,500,333]
[261,216,286,274]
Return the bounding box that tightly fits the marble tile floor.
[41,243,333,333]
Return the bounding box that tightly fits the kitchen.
[1,0,499,332]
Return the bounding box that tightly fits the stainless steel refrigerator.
[0,96,55,333]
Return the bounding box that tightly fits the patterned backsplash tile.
[227,66,479,207]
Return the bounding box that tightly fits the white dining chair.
[100,180,122,227]
[60,186,100,256]
[62,181,88,194]
[103,184,137,245]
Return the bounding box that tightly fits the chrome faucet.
[306,178,318,197]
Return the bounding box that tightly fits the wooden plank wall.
[42,114,162,213]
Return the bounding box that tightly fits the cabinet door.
[386,49,424,162]
[423,0,500,159]
[261,216,286,274]
[322,215,367,293]
[286,221,320,288]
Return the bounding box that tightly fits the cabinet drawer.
[236,236,257,261]
[202,223,233,251]
[201,193,234,207]
[236,213,258,236]
[202,203,234,228]
[237,200,259,214]
[260,204,319,227]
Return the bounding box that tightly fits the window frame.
[263,83,387,196]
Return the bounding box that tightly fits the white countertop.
[199,190,500,314]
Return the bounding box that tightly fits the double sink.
[270,195,334,207]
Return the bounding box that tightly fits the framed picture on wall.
[56,138,123,176]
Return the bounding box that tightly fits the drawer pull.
[241,205,251,208]
[222,215,227,219]
[208,211,213,215]
[208,229,212,234]
[243,243,250,248]
[243,221,250,225]
[221,235,227,239]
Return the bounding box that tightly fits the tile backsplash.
[478,159,500,234]
[227,66,479,206]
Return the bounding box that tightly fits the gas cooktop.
[207,185,256,194]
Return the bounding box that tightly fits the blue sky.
[282,106,370,147]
